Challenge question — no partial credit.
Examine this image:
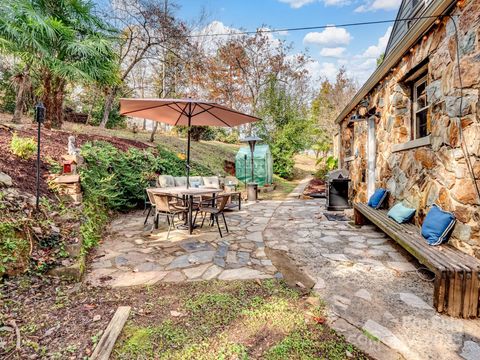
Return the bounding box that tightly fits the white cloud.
[278,0,350,8]
[278,0,316,9]
[303,27,352,47]
[355,0,401,12]
[324,0,351,6]
[360,26,392,58]
[305,60,339,82]
[319,47,346,58]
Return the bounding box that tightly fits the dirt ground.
[0,121,150,198]
[0,276,371,359]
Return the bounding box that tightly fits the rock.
[452,222,472,242]
[134,239,144,245]
[111,271,167,287]
[398,293,432,310]
[183,263,210,279]
[451,179,480,205]
[0,172,12,187]
[322,253,350,262]
[414,148,436,169]
[166,255,190,270]
[170,310,184,317]
[188,250,215,265]
[363,320,409,355]
[386,261,416,273]
[354,289,372,301]
[135,262,162,272]
[202,264,222,280]
[460,341,480,360]
[217,268,270,280]
[92,315,101,322]
[162,271,186,282]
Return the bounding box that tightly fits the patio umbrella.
[119,98,260,187]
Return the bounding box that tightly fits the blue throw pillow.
[368,188,388,209]
[387,203,416,223]
[421,204,456,246]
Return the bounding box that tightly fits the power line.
[187,15,442,38]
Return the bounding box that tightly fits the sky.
[175,0,402,86]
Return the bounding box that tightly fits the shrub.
[10,133,36,159]
[315,156,338,180]
[80,201,109,253]
[79,141,213,211]
[0,222,28,275]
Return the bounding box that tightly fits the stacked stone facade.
[339,0,480,258]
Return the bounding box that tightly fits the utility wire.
[185,15,441,38]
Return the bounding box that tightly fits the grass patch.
[112,280,370,360]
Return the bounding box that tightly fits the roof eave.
[335,0,456,125]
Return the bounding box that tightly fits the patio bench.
[354,203,480,318]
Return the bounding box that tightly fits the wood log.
[90,306,131,360]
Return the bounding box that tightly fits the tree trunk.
[100,86,116,128]
[12,70,29,123]
[42,73,65,129]
[149,121,158,142]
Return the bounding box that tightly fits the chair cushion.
[174,176,187,187]
[368,188,388,209]
[421,204,456,246]
[158,175,175,188]
[202,176,220,189]
[387,203,416,224]
[189,176,204,188]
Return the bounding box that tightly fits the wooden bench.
[354,203,480,318]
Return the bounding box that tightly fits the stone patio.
[264,197,480,360]
[86,181,480,359]
[86,200,282,287]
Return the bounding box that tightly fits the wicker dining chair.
[152,193,189,239]
[199,194,231,237]
[144,188,157,225]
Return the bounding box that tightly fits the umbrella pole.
[186,106,191,189]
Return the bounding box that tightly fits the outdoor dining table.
[150,187,223,234]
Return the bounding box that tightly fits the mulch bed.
[303,178,326,197]
[0,123,151,199]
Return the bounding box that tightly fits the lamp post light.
[240,135,262,202]
[34,102,45,210]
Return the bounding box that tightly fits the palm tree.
[0,0,119,128]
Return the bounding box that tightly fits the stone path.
[264,197,480,360]
[87,201,282,287]
[86,179,480,360]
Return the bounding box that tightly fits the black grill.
[326,169,351,211]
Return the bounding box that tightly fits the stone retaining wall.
[339,0,480,258]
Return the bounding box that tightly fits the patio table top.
[149,187,223,196]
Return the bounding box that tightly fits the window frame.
[412,74,429,140]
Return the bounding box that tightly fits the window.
[412,74,430,139]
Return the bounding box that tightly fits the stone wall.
[339,0,480,258]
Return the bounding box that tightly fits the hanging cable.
[184,15,441,38]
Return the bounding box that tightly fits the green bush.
[79,141,213,211]
[315,156,338,180]
[10,133,36,159]
[80,201,109,253]
[0,222,28,275]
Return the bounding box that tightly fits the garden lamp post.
[35,102,45,210]
[240,135,262,201]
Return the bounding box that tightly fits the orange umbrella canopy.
[119,98,260,127]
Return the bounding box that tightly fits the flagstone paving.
[86,180,480,360]
[264,197,480,360]
[86,200,282,288]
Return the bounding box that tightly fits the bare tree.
[99,0,187,128]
